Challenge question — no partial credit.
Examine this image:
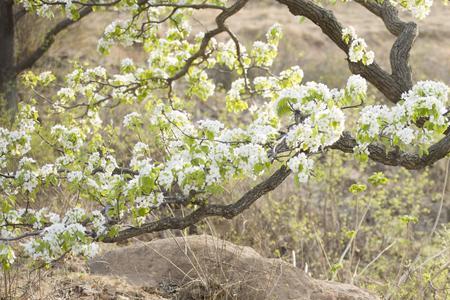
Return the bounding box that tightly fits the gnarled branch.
[103,126,450,243]
[355,0,417,100]
[331,131,450,170]
[276,0,417,103]
[102,165,291,242]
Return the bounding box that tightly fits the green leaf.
[399,215,418,224]
[253,163,266,175]
[205,184,225,194]
[140,176,155,195]
[276,98,293,117]
[368,172,389,186]
[349,183,367,194]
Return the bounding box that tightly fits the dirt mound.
[32,272,167,300]
[89,235,378,300]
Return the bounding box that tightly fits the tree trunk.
[0,0,18,121]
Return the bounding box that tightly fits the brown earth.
[23,272,166,300]
[89,235,378,300]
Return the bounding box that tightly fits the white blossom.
[67,171,83,183]
[123,112,142,128]
[287,153,314,183]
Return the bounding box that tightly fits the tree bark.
[0,0,18,121]
[276,0,415,103]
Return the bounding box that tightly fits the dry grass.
[1,260,167,299]
[89,233,377,300]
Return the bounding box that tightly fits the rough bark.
[0,0,18,119]
[276,0,416,103]
[355,0,417,98]
[330,132,450,170]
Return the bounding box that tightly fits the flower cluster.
[23,220,98,263]
[355,80,449,157]
[390,0,434,19]
[226,78,248,112]
[278,81,348,152]
[51,125,85,151]
[287,153,314,183]
[250,23,282,67]
[346,74,368,101]
[342,26,374,66]
[98,20,136,54]
[1,207,97,266]
[123,112,143,128]
[0,105,37,169]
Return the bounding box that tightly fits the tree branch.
[330,131,450,170]
[0,230,41,242]
[102,165,291,242]
[276,0,415,103]
[167,0,249,83]
[355,0,417,99]
[41,0,225,10]
[14,6,92,74]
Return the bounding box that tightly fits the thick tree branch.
[41,0,225,10]
[331,132,450,170]
[103,128,450,243]
[102,165,291,242]
[276,0,414,103]
[14,7,92,74]
[355,0,417,100]
[0,0,18,117]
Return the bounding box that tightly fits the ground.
[89,235,377,299]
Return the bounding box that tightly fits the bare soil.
[89,235,378,300]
